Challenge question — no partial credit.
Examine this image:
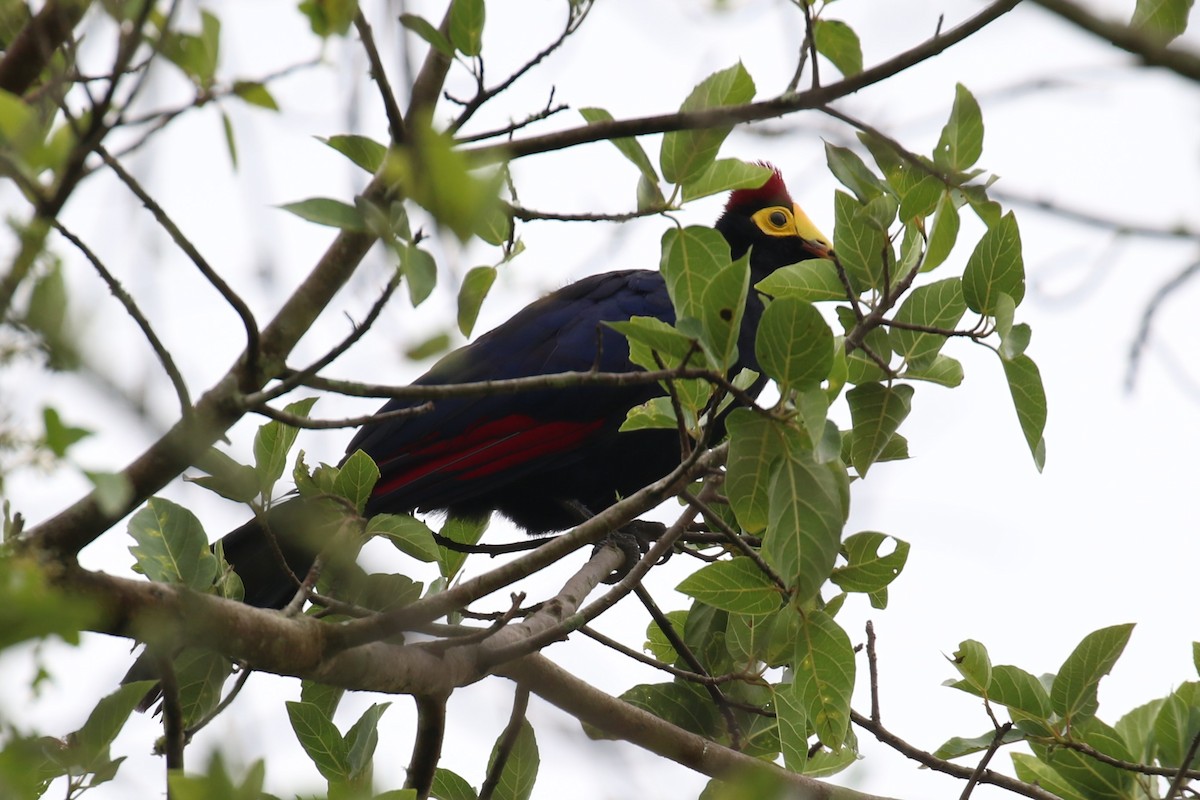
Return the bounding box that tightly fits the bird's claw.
[593,519,668,584]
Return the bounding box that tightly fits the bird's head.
[715,165,833,275]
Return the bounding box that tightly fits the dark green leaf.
[833,190,887,292]
[725,409,793,533]
[617,682,721,739]
[1011,754,1090,800]
[922,191,960,272]
[400,244,438,306]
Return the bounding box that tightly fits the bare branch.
[1126,259,1200,391]
[354,9,407,144]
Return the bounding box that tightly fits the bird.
[210,166,831,610]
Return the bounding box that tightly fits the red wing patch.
[371,415,605,498]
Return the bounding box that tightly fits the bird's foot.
[595,518,668,584]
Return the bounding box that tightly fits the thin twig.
[51,221,192,415]
[1125,259,1200,391]
[96,145,262,385]
[679,488,787,591]
[249,401,433,430]
[959,722,1013,800]
[1166,728,1200,798]
[184,666,251,738]
[579,625,756,685]
[354,9,407,144]
[866,621,880,724]
[154,651,185,773]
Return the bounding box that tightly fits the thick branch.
[0,0,89,95]
[499,655,900,800]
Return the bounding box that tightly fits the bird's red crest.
[725,163,793,212]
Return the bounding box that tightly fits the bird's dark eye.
[768,210,788,227]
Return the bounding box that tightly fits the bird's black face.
[715,200,833,278]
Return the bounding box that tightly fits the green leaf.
[580,107,660,192]
[933,728,1026,760]
[824,142,886,203]
[763,455,846,603]
[676,558,781,616]
[923,191,960,272]
[41,406,91,457]
[301,680,344,721]
[812,19,863,77]
[385,118,505,242]
[1011,754,1090,800]
[1194,641,1200,676]
[890,278,967,366]
[990,664,1052,718]
[485,719,538,800]
[725,409,793,533]
[173,649,233,727]
[1051,623,1135,724]
[400,13,456,57]
[792,610,855,749]
[127,498,217,591]
[399,244,438,306]
[320,134,386,173]
[830,531,909,598]
[368,513,440,563]
[333,449,379,514]
[899,176,944,222]
[833,190,888,292]
[279,197,366,231]
[231,81,279,111]
[438,514,488,579]
[659,226,747,369]
[1154,682,1200,770]
[298,0,357,37]
[86,470,134,516]
[286,701,351,782]
[1001,353,1047,472]
[645,609,688,664]
[1131,0,1193,42]
[682,159,773,202]
[1032,717,1136,800]
[169,754,266,800]
[755,297,834,391]
[75,682,156,770]
[755,258,846,302]
[962,211,1024,314]
[0,557,98,650]
[949,639,992,695]
[254,396,317,499]
[934,83,984,172]
[660,63,756,186]
[1114,697,1164,763]
[431,768,479,800]
[457,266,497,336]
[902,353,963,387]
[345,702,391,781]
[775,684,809,772]
[617,682,721,739]
[846,383,913,477]
[449,0,485,56]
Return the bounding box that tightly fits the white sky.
[2,0,1199,798]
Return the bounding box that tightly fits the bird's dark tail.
[122,499,323,709]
